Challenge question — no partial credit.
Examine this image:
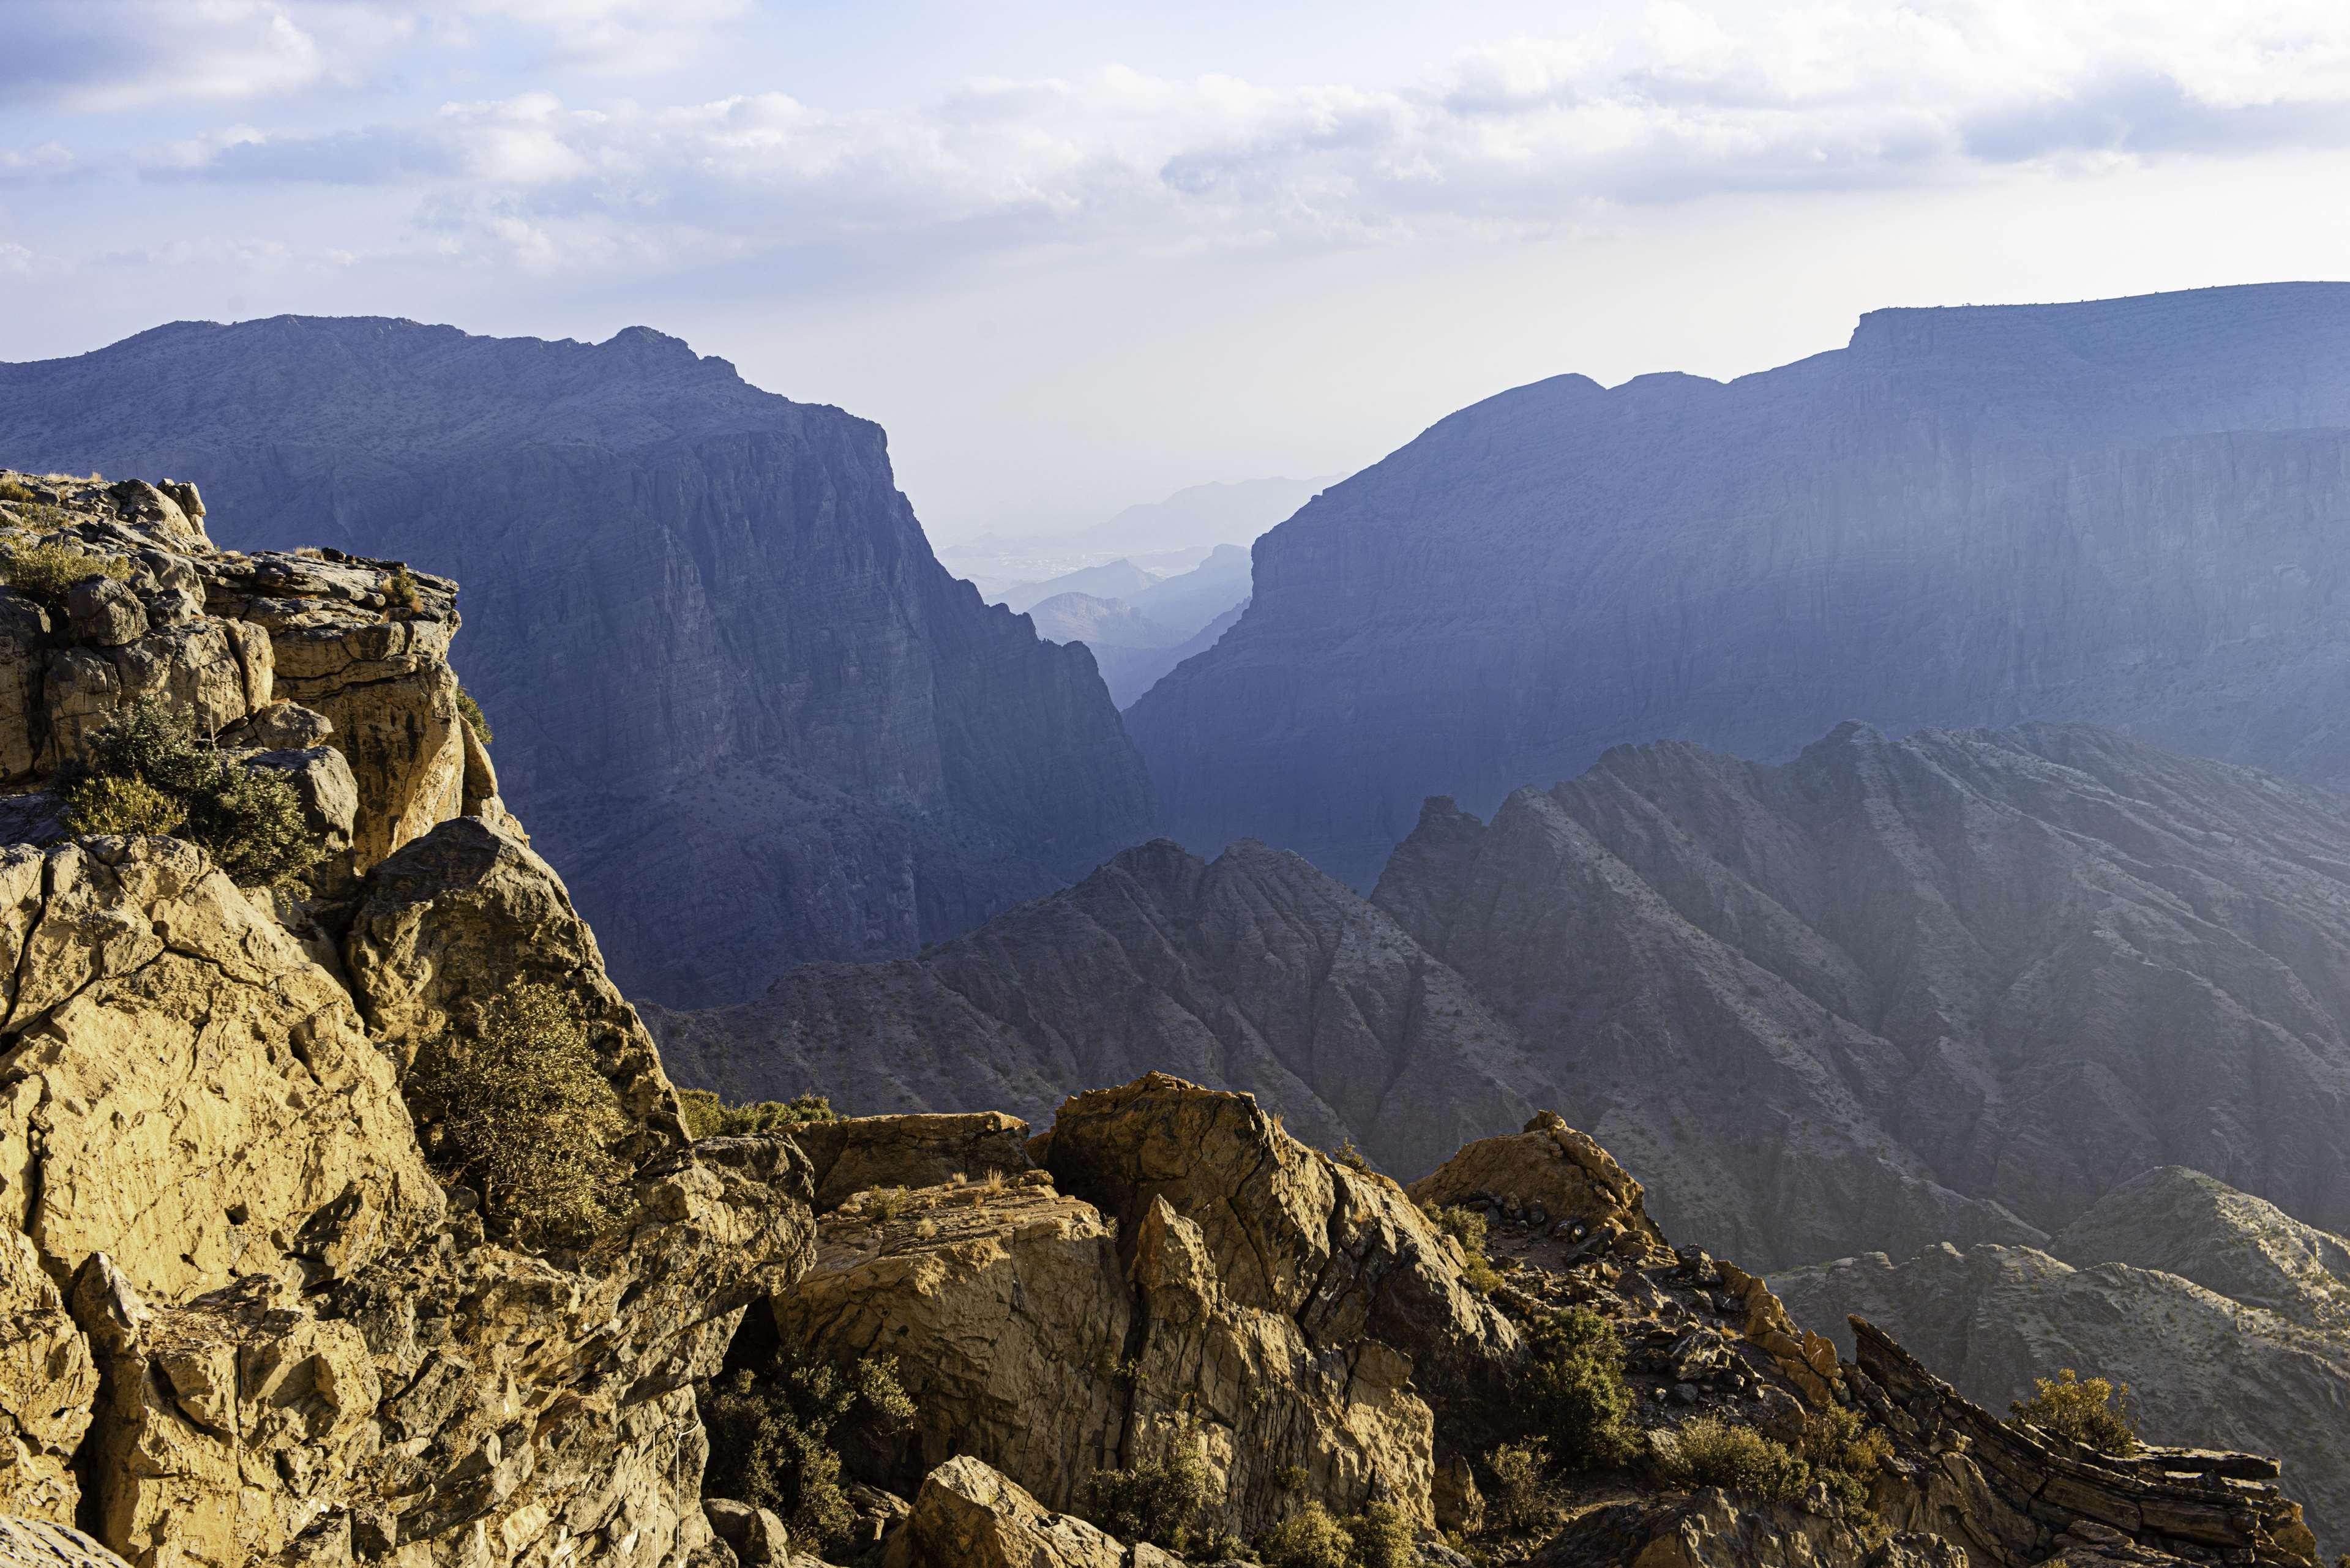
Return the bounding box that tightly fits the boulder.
[1410,1111,1672,1263]
[0,1517,129,1568]
[0,1226,97,1522]
[703,1499,789,1566]
[885,1457,1124,1568]
[61,579,143,650]
[0,837,439,1301]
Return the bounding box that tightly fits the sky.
[6,2,2350,540]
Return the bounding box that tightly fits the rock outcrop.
[1775,1167,2350,1555]
[1128,282,2350,886]
[0,319,1157,1004]
[646,837,1552,1179]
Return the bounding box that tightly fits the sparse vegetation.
[384,563,421,613]
[1796,1404,1892,1523]
[677,1087,836,1138]
[1523,1307,1634,1466]
[0,538,127,602]
[1423,1202,1504,1296]
[1482,1439,1557,1531]
[862,1185,914,1223]
[405,980,629,1248]
[1330,1137,1373,1174]
[455,685,493,745]
[1082,1428,1214,1552]
[58,701,321,886]
[1655,1416,1810,1503]
[1257,1499,1420,1568]
[0,479,32,506]
[2010,1368,2139,1455]
[699,1349,915,1550]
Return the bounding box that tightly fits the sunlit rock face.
[1128,282,2350,887]
[0,317,1157,1004]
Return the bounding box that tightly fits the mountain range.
[1129,283,2350,886]
[0,316,1156,1005]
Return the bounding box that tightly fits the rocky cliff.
[1127,283,2350,885]
[0,318,1156,1004]
[1774,1167,2350,1558]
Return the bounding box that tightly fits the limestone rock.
[1410,1111,1671,1263]
[344,816,687,1154]
[0,837,438,1302]
[887,1457,1124,1568]
[703,1499,788,1567]
[0,1226,96,1523]
[0,1517,130,1567]
[61,580,143,649]
[788,1112,1032,1212]
[773,1176,1131,1512]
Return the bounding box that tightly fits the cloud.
[0,0,747,111]
[24,1,2350,274]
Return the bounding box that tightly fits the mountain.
[643,835,1557,1178]
[1127,283,2350,886]
[937,475,1330,598]
[0,316,1156,1004]
[1773,1167,2350,1555]
[655,718,2350,1276]
[1126,541,1252,640]
[997,557,1160,614]
[1095,598,1250,709]
[1022,591,1181,650]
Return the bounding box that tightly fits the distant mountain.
[643,835,1554,1178]
[0,316,1157,1004]
[998,558,1160,614]
[940,476,1331,599]
[1095,600,1249,710]
[1126,543,1252,641]
[1128,284,2350,886]
[1775,1167,2350,1555]
[652,719,2350,1275]
[1024,592,1181,651]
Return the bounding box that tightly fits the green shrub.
[2011,1369,2139,1455]
[1330,1138,1373,1174]
[699,1350,915,1550]
[1,539,127,601]
[1656,1416,1810,1503]
[678,1087,836,1138]
[1524,1307,1634,1466]
[1257,1501,1419,1568]
[455,685,493,745]
[1483,1440,1555,1531]
[59,701,321,886]
[0,479,32,505]
[1083,1431,1213,1551]
[406,981,629,1248]
[384,563,421,612]
[1423,1203,1503,1296]
[61,775,184,837]
[1796,1404,1890,1520]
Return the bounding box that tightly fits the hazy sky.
[6,1,2350,539]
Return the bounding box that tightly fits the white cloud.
[21,1,2350,273]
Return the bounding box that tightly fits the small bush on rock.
[455,684,493,745]
[2011,1369,2139,1455]
[678,1087,836,1138]
[1524,1307,1634,1466]
[1797,1404,1891,1522]
[59,701,321,886]
[1423,1203,1503,1296]
[1083,1430,1213,1551]
[0,479,34,506]
[1258,1501,1420,1568]
[1483,1440,1556,1531]
[700,1351,915,1550]
[0,539,125,600]
[384,563,421,612]
[1655,1416,1810,1503]
[406,981,629,1247]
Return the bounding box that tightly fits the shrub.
[2011,1369,2139,1455]
[1483,1440,1556,1531]
[406,981,630,1247]
[0,479,32,505]
[384,563,421,612]
[1,539,127,601]
[700,1351,915,1550]
[1258,1501,1420,1568]
[61,775,184,837]
[1656,1416,1810,1503]
[455,685,493,745]
[1423,1203,1504,1296]
[1524,1308,1634,1466]
[1083,1431,1213,1551]
[1330,1138,1373,1174]
[1796,1405,1891,1518]
[59,701,321,886]
[863,1185,914,1223]
[678,1087,836,1138]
